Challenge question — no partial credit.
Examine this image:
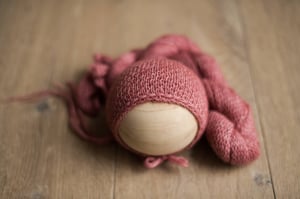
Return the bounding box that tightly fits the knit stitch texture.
[106,58,208,156]
[11,34,260,168]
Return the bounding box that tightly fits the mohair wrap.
[10,35,260,168]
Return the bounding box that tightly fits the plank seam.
[234,1,277,198]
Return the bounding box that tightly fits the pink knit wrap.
[11,35,260,168]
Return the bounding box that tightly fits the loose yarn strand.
[4,55,115,145]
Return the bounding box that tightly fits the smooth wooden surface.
[119,102,198,155]
[0,0,299,198]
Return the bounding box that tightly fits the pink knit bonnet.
[106,58,208,156]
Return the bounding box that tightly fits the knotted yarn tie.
[144,155,189,169]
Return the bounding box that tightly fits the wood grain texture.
[238,0,300,198]
[0,1,116,198]
[0,0,298,198]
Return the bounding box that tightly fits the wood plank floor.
[0,0,299,198]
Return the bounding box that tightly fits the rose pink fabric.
[8,34,260,168]
[106,58,208,158]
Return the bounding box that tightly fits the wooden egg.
[118,102,198,155]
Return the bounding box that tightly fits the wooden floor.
[0,0,299,198]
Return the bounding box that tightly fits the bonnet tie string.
[144,155,189,169]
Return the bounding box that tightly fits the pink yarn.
[9,34,260,168]
[106,58,208,159]
[144,155,189,169]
